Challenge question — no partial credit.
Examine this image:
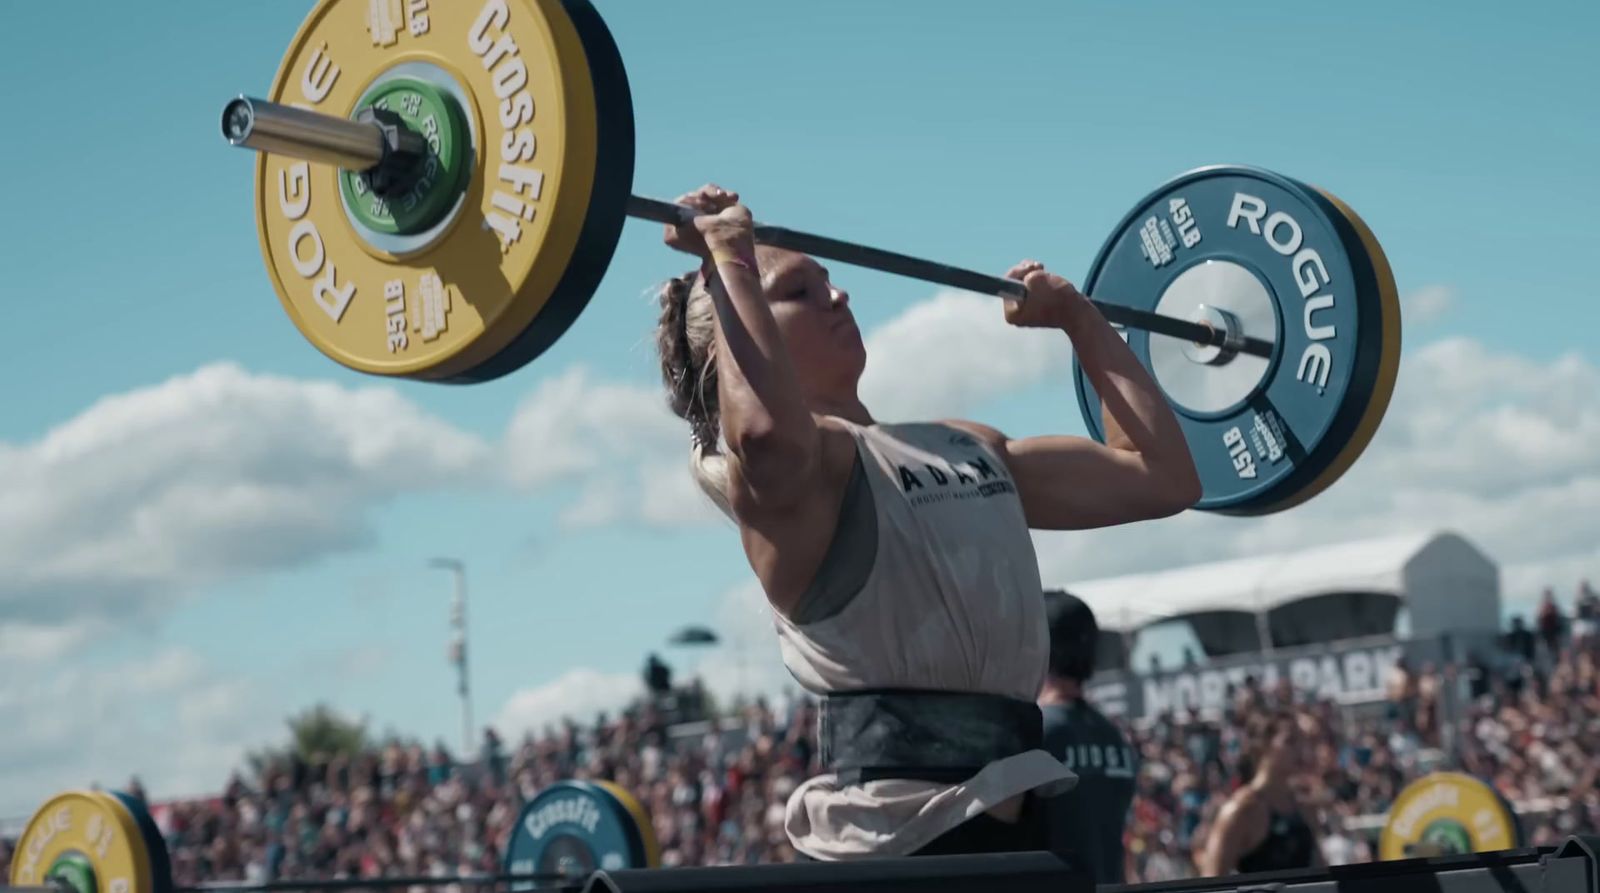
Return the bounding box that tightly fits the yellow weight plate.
[254,0,600,379]
[9,791,154,893]
[1380,772,1521,860]
[1254,185,1401,513]
[593,780,661,868]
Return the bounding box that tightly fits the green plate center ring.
[339,77,472,237]
[47,854,97,893]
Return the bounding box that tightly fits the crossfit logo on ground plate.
[1379,773,1521,860]
[522,796,602,840]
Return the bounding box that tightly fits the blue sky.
[1,0,1597,818]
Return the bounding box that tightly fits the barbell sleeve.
[222,97,387,172]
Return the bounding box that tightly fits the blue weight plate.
[1249,177,1399,514]
[1073,166,1385,515]
[504,781,649,887]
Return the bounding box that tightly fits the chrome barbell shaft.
[223,97,387,172]
[221,98,1272,359]
[624,197,1273,358]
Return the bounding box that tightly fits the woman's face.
[755,248,866,397]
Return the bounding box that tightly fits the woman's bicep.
[1003,435,1197,530]
[1008,437,1146,527]
[940,419,1196,529]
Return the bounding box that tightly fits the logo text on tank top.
[895,453,1017,507]
[1059,743,1139,779]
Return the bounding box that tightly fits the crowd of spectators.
[4,583,1598,885]
[1124,581,1600,880]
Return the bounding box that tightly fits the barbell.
[4,773,1522,893]
[3,784,647,893]
[217,0,1401,515]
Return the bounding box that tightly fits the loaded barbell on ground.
[217,0,1401,515]
[0,776,1568,893]
[4,786,612,893]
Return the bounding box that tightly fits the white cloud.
[1404,285,1455,325]
[493,667,645,737]
[0,363,489,632]
[860,291,1072,420]
[0,648,278,818]
[501,367,681,488]
[0,620,100,663]
[1033,337,1600,615]
[552,457,718,530]
[483,584,803,735]
[501,367,721,530]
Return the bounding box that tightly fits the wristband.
[710,245,759,273]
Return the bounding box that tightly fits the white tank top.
[766,419,1075,859]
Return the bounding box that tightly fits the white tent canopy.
[1056,530,1501,646]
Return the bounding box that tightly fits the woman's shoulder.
[935,418,1008,449]
[1219,785,1270,823]
[824,417,1013,470]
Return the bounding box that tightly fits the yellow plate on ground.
[9,791,154,893]
[594,780,662,868]
[1380,772,1522,860]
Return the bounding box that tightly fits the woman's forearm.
[703,239,818,475]
[1062,296,1199,488]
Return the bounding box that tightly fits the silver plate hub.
[1148,260,1277,415]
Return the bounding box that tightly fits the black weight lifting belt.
[819,689,1044,785]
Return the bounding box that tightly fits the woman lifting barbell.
[653,183,1202,861]
[1198,711,1323,875]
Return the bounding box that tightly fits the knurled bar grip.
[625,197,1272,358]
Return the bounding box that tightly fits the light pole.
[430,557,472,758]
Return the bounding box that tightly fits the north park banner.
[1084,635,1467,721]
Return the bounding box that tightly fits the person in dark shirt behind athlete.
[1198,710,1321,876]
[1038,590,1138,884]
